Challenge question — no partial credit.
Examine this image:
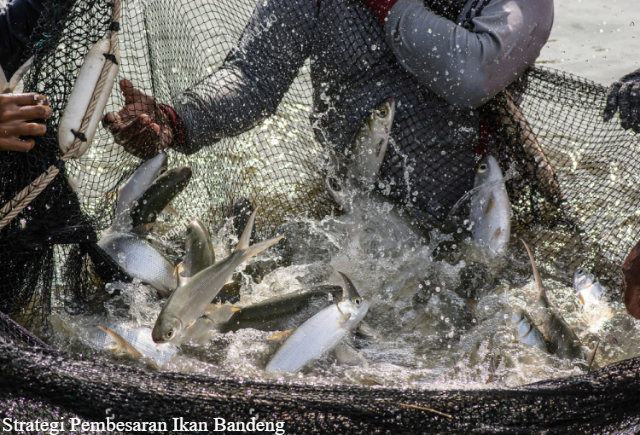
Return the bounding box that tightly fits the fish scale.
[98,232,177,294]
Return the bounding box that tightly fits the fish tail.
[234,206,260,252]
[244,234,284,260]
[585,339,600,372]
[521,239,550,307]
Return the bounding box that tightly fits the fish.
[505,307,550,352]
[129,166,192,229]
[113,152,168,230]
[573,267,605,306]
[97,232,177,296]
[347,97,395,185]
[522,240,597,365]
[206,285,343,332]
[231,197,254,240]
[175,219,215,288]
[152,207,283,343]
[265,272,369,373]
[96,325,144,358]
[469,156,511,257]
[95,325,175,367]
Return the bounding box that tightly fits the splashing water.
[46,184,640,390]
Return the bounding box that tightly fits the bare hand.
[0,93,51,152]
[102,79,173,159]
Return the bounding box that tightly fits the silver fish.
[206,285,343,332]
[506,307,549,351]
[522,240,598,366]
[176,219,215,288]
[266,272,369,373]
[97,232,177,295]
[573,267,605,306]
[348,98,395,185]
[469,156,511,257]
[152,207,283,343]
[112,152,168,230]
[129,166,192,229]
[95,325,176,367]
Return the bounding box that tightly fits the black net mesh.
[1,0,640,431]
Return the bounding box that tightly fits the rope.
[0,0,121,233]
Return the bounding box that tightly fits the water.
[538,0,640,85]
[38,0,640,389]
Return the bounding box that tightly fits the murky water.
[38,0,640,389]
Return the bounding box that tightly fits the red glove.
[361,0,400,25]
[157,104,187,145]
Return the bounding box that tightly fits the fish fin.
[578,294,585,306]
[268,329,294,341]
[0,65,8,93]
[338,271,361,299]
[334,342,369,367]
[185,320,196,329]
[96,325,143,359]
[521,239,550,308]
[204,304,223,315]
[485,192,497,214]
[339,313,352,325]
[585,339,600,372]
[130,222,155,235]
[146,359,160,370]
[356,321,377,339]
[234,206,260,253]
[226,278,235,285]
[244,234,284,260]
[7,56,34,92]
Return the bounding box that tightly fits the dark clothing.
[0,0,47,79]
[171,0,553,218]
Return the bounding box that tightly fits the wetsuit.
[0,0,47,79]
[170,0,553,219]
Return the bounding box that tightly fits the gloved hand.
[603,68,640,133]
[102,79,177,159]
[361,0,400,25]
[0,93,51,152]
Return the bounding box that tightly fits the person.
[103,0,554,222]
[604,68,640,133]
[0,0,52,152]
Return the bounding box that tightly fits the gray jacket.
[172,0,553,218]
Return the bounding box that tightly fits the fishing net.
[1,0,640,431]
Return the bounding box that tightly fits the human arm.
[0,0,48,80]
[603,68,640,133]
[103,0,317,157]
[379,0,554,108]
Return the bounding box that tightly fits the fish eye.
[352,297,361,306]
[328,177,342,192]
[478,164,488,173]
[577,268,584,276]
[378,108,388,117]
[166,330,173,338]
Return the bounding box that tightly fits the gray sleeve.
[385,0,554,109]
[170,0,317,154]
